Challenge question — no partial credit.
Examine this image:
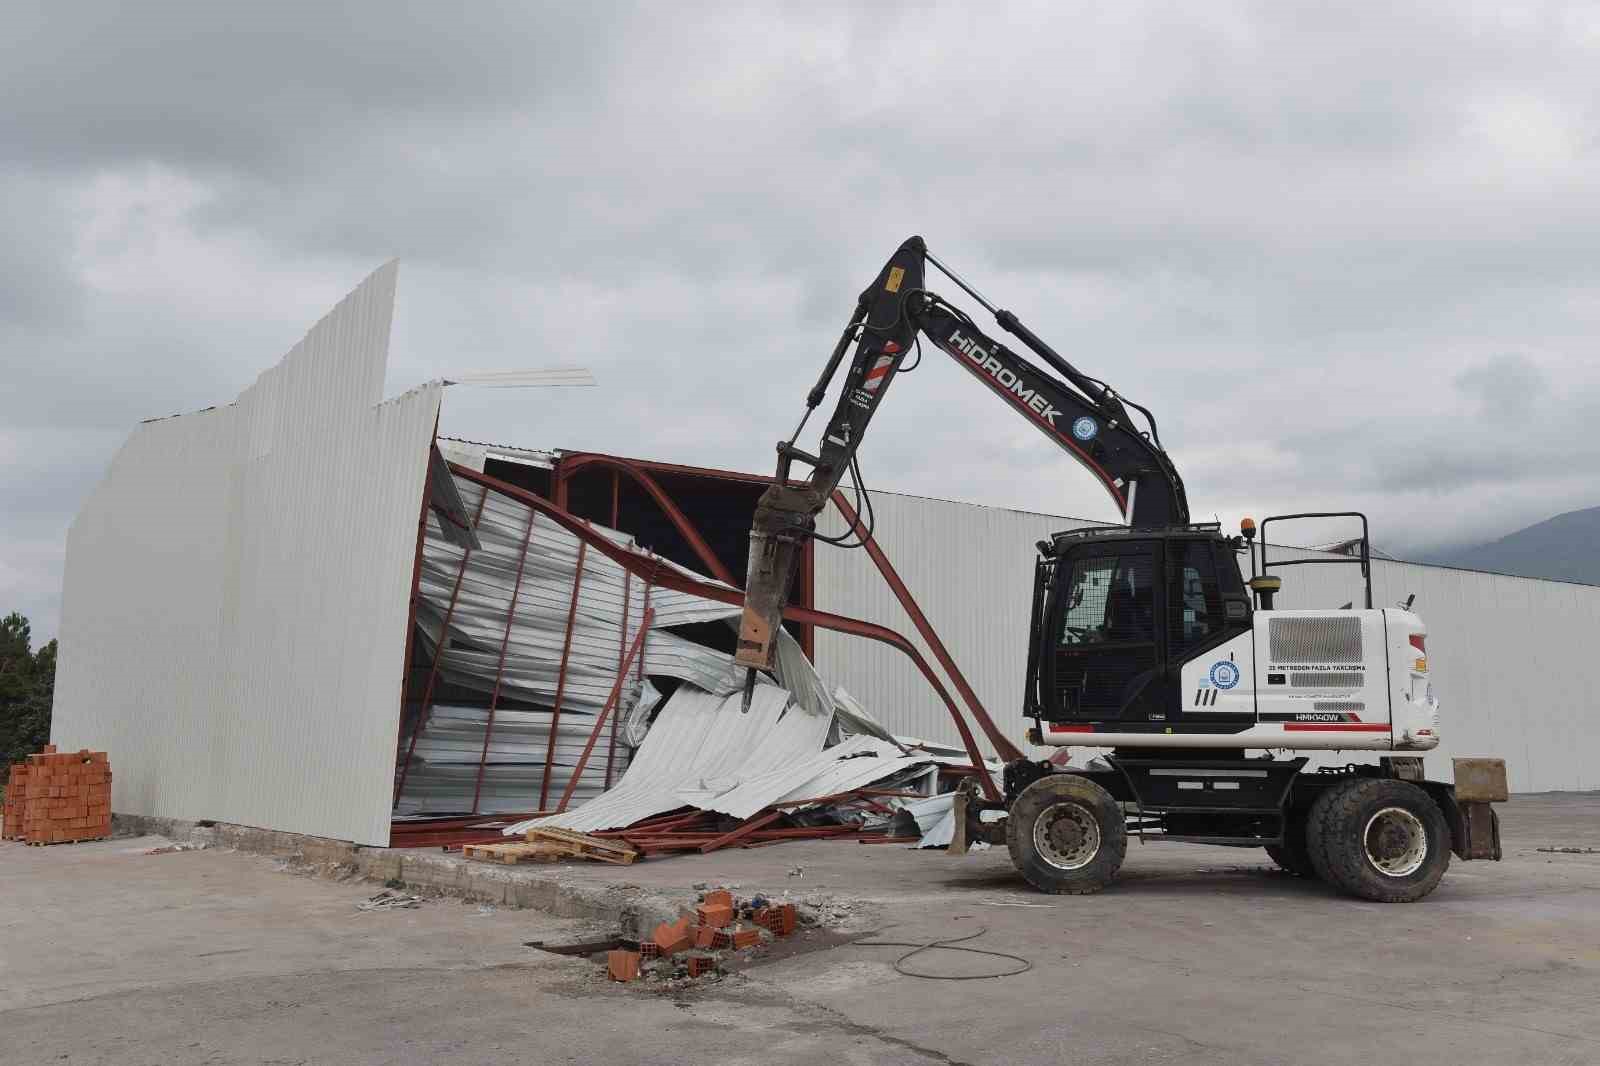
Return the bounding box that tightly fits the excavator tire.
[1306,778,1451,903]
[1265,813,1317,878]
[1006,773,1126,895]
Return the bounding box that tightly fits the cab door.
[1166,538,1257,723]
[1046,544,1162,721]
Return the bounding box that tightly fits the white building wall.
[52,263,437,846]
[814,496,1600,793]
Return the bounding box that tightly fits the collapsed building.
[48,264,1600,848]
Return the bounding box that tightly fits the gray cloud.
[6,1,1600,637]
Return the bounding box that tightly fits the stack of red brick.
[2,745,112,845]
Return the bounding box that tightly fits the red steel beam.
[698,810,784,854]
[553,453,738,586]
[560,450,786,489]
[472,506,537,813]
[557,451,819,658]
[605,570,632,790]
[555,608,654,812]
[449,464,1001,801]
[538,540,588,810]
[830,490,1024,763]
[393,482,490,808]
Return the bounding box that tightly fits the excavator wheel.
[1006,773,1126,895]
[1306,778,1451,903]
[1265,813,1317,878]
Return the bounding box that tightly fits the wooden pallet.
[24,835,109,847]
[462,830,638,866]
[523,827,638,864]
[461,841,571,864]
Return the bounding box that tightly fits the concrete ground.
[3,793,1599,1066]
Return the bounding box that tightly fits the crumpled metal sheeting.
[893,792,958,848]
[506,682,831,834]
[697,735,937,820]
[414,607,740,706]
[417,474,810,713]
[829,687,903,748]
[407,470,839,819]
[393,703,631,815]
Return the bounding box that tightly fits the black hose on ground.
[850,925,1032,980]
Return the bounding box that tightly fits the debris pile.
[602,887,801,984]
[496,683,996,858]
[395,471,829,816]
[396,467,999,850]
[2,746,112,846]
[357,888,426,911]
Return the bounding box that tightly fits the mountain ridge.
[1422,505,1600,586]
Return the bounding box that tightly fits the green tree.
[1,612,55,785]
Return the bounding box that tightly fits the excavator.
[734,236,1505,902]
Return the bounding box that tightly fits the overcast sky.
[5,2,1600,640]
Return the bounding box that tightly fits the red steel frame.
[551,453,739,586]
[445,463,1005,801]
[605,570,633,789]
[393,447,1020,824]
[553,452,1019,762]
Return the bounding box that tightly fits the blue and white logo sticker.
[1209,662,1241,690]
[1071,416,1098,441]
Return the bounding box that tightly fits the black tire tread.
[1305,777,1450,903]
[1006,774,1127,895]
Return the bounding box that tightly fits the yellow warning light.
[1414,657,1428,672]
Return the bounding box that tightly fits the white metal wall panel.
[51,263,438,846]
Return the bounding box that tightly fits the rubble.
[597,885,803,984]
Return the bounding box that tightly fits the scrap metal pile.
[503,684,987,854]
[394,469,829,818]
[396,464,996,854]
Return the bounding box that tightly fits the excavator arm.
[735,235,1189,681]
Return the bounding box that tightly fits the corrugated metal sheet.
[394,703,628,814]
[509,682,833,833]
[52,262,435,846]
[702,734,935,820]
[396,468,767,814]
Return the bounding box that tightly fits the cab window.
[1061,553,1156,646]
[1168,540,1224,657]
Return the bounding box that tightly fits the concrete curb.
[112,813,683,936]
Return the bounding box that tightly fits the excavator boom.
[735,236,1188,678]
